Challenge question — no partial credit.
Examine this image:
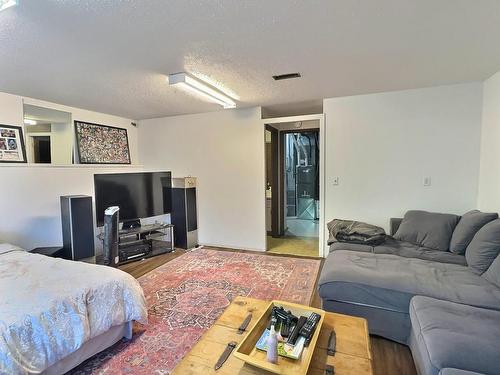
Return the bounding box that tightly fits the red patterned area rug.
[71,248,321,374]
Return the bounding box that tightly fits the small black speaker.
[60,195,95,260]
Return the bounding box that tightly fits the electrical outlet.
[333,177,339,186]
[423,177,431,186]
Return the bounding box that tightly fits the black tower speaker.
[171,177,198,249]
[60,195,95,260]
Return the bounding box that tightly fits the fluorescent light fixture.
[24,119,37,125]
[0,0,18,12]
[168,72,236,109]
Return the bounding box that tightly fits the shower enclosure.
[284,131,319,237]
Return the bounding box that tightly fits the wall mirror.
[23,104,73,165]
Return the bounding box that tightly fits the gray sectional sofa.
[318,210,500,375]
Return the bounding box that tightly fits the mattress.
[0,244,147,374]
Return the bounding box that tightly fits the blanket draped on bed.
[0,244,147,375]
[327,219,387,246]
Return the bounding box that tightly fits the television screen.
[94,171,172,227]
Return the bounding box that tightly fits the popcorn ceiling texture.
[1,1,500,119]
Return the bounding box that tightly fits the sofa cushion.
[322,298,411,344]
[409,296,500,375]
[329,242,373,253]
[394,210,460,251]
[374,237,467,265]
[318,251,500,314]
[330,238,467,265]
[439,370,486,375]
[465,219,500,274]
[483,254,500,288]
[449,210,498,255]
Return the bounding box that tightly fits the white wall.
[138,107,266,251]
[0,81,489,251]
[0,91,24,125]
[324,83,483,231]
[0,91,139,250]
[0,165,146,250]
[478,71,500,213]
[268,119,320,131]
[50,122,74,164]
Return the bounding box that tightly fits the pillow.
[394,210,460,251]
[483,253,500,288]
[465,219,500,275]
[449,210,498,254]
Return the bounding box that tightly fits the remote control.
[287,316,307,345]
[280,321,291,338]
[299,312,321,347]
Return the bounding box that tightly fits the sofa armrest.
[390,218,403,236]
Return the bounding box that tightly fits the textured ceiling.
[1,0,500,120]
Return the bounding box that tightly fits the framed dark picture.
[0,124,27,163]
[75,120,131,164]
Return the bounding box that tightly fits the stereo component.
[119,242,152,263]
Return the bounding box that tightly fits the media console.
[98,222,174,266]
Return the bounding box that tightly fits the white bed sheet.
[0,244,147,374]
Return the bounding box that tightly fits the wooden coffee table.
[172,296,373,375]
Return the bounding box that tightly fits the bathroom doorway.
[283,130,319,238]
[264,115,324,258]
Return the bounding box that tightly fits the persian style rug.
[71,248,321,374]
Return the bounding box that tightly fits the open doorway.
[284,130,319,236]
[31,136,52,163]
[265,118,322,257]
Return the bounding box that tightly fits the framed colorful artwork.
[0,124,27,163]
[75,120,131,164]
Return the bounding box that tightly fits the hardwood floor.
[267,235,319,257]
[118,248,187,278]
[120,246,417,375]
[371,337,417,375]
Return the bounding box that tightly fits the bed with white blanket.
[0,243,147,375]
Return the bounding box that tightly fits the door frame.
[265,124,280,237]
[262,114,326,258]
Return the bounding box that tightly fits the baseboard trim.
[200,243,324,261]
[199,242,266,253]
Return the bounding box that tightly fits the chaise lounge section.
[409,296,500,375]
[319,249,500,343]
[319,210,500,374]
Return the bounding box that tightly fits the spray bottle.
[266,318,278,364]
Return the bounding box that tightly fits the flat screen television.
[94,171,172,228]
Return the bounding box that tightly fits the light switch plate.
[423,177,431,186]
[333,177,339,186]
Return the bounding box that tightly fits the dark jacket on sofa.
[327,219,386,246]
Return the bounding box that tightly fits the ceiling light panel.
[0,0,17,12]
[168,72,236,109]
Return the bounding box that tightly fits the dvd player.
[119,242,152,262]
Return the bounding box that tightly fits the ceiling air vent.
[272,73,301,81]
